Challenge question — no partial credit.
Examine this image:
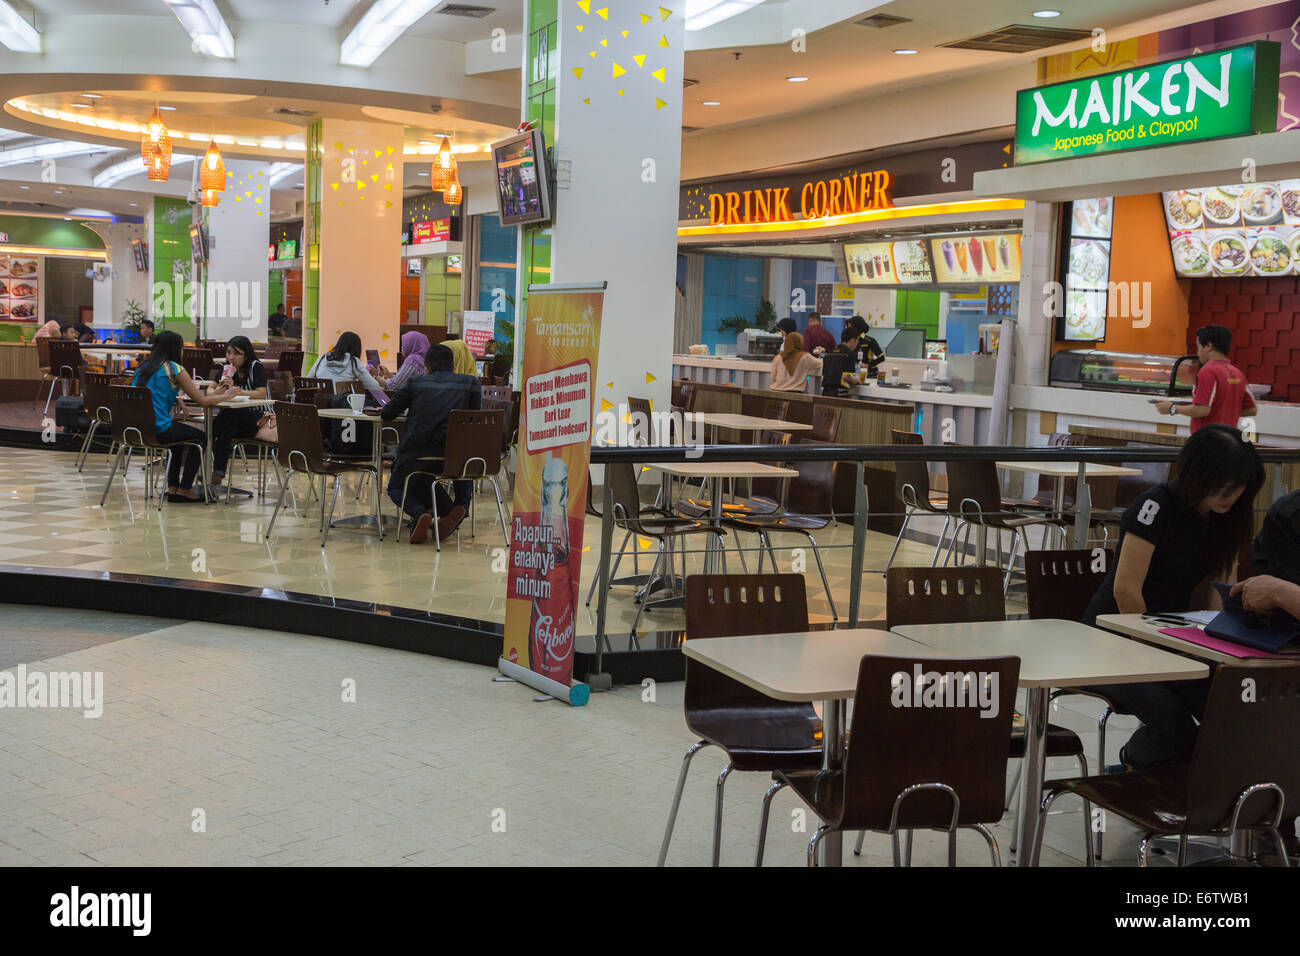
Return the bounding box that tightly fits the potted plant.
[121,299,147,343]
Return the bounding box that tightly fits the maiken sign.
[1014,42,1279,165]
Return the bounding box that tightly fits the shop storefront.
[0,214,107,343]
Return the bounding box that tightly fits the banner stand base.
[585,672,613,692]
[497,657,590,707]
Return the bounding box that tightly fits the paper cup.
[346,393,365,412]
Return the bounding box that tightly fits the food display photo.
[1163,181,1300,276]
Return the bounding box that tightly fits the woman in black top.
[209,336,269,488]
[1085,425,1263,770]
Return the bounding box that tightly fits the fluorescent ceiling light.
[0,0,40,53]
[341,0,440,68]
[164,0,235,59]
[685,0,764,32]
[893,48,918,55]
[65,208,114,218]
[159,105,178,111]
[268,162,302,187]
[82,93,102,99]
[786,76,808,82]
[701,100,721,106]
[0,140,125,169]
[94,153,193,187]
[1032,10,1061,17]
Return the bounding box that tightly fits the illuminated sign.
[412,218,451,243]
[1015,42,1279,165]
[708,170,893,225]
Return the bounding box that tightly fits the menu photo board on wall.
[930,233,1021,284]
[0,255,40,321]
[844,239,934,286]
[1164,180,1300,277]
[1060,197,1114,342]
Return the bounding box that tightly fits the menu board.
[1061,198,1113,342]
[412,218,451,244]
[0,255,39,321]
[844,239,934,285]
[930,234,1021,284]
[1163,181,1300,278]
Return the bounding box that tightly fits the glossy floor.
[0,604,1169,867]
[0,446,1029,635]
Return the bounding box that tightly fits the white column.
[205,159,273,341]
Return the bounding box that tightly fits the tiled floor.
[0,604,1162,867]
[0,445,1028,636]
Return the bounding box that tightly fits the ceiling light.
[200,140,226,192]
[141,107,172,181]
[1032,10,1061,17]
[0,140,126,169]
[18,184,28,189]
[129,202,138,206]
[0,1,41,53]
[341,0,441,68]
[893,48,918,54]
[684,0,764,32]
[418,140,436,146]
[164,0,235,59]
[82,93,102,99]
[418,171,429,176]
[786,76,808,82]
[702,100,721,106]
[158,106,177,111]
[71,103,92,108]
[294,182,304,187]
[267,162,301,186]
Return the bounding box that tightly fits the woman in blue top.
[131,330,226,502]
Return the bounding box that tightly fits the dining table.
[996,460,1142,548]
[891,618,1209,866]
[316,406,405,532]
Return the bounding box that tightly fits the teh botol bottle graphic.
[529,454,577,682]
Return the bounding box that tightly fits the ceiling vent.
[274,107,315,117]
[942,24,1093,53]
[856,13,911,28]
[434,3,495,16]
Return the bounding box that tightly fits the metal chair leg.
[929,513,952,568]
[807,534,838,620]
[157,449,170,511]
[657,740,712,866]
[373,469,384,541]
[1138,833,1154,867]
[630,545,665,637]
[755,778,786,867]
[1096,707,1112,860]
[1076,754,1095,868]
[711,762,733,866]
[76,420,99,471]
[587,529,631,606]
[99,443,127,506]
[807,825,830,867]
[322,475,341,547]
[855,829,866,856]
[885,505,914,572]
[971,823,1001,867]
[265,469,294,538]
[490,475,510,542]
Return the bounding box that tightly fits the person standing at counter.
[770,332,822,392]
[775,317,797,339]
[821,327,861,398]
[847,315,885,377]
[1155,325,1256,431]
[802,311,836,354]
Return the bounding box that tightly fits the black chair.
[1032,660,1300,867]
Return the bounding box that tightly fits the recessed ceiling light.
[294,182,304,187]
[70,103,92,108]
[893,48,918,55]
[129,202,137,206]
[786,76,808,82]
[19,185,29,189]
[418,172,429,176]
[82,93,102,99]
[702,100,721,106]
[1032,9,1061,17]
[159,105,177,111]
[53,189,63,194]
[418,140,435,146]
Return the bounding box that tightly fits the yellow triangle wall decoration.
[646,372,657,383]
[612,61,625,78]
[583,97,590,104]
[616,88,624,95]
[652,67,665,82]
[572,66,584,78]
[655,97,667,109]
[576,0,590,11]
[660,5,671,19]
[576,23,583,31]
[633,53,646,66]
[597,6,608,19]
[659,34,668,47]
[600,38,607,47]
[600,398,613,412]
[621,29,628,37]
[640,12,651,24]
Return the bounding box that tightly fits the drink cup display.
[858,369,867,384]
[346,393,365,412]
[865,257,875,278]
[941,240,955,271]
[998,235,1011,269]
[954,242,968,272]
[982,238,998,274]
[969,237,983,275]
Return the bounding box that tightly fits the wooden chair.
[810,404,841,442]
[886,429,950,571]
[181,347,213,381]
[265,401,382,546]
[76,371,125,472]
[763,399,789,422]
[276,350,304,379]
[481,385,512,402]
[44,340,83,414]
[98,385,209,510]
[659,574,821,867]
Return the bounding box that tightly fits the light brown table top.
[698,412,814,433]
[997,460,1142,478]
[648,461,798,479]
[681,629,928,702]
[1096,613,1272,665]
[893,619,1209,687]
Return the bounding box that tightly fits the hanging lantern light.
[443,164,462,206]
[200,188,221,208]
[141,107,172,182]
[200,139,226,193]
[430,135,454,190]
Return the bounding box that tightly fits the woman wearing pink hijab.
[33,319,61,340]
[387,330,432,391]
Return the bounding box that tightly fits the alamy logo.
[890,664,1000,718]
[0,665,103,718]
[50,886,151,936]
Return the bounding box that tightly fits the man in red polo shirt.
[801,311,837,354]
[1156,324,1256,432]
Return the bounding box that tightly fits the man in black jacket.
[382,344,481,543]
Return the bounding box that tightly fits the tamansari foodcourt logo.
[530,305,597,348]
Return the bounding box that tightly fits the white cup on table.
[346,393,365,413]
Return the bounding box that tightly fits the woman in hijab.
[769,331,822,392]
[33,319,62,340]
[445,337,478,377]
[387,330,432,391]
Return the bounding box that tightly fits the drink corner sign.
[1014,41,1280,165]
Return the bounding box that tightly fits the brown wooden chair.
[265,401,382,546]
[658,573,822,867]
[98,385,209,510]
[1032,660,1300,867]
[334,380,364,395]
[810,404,841,442]
[276,350,304,379]
[393,409,510,548]
[481,385,512,403]
[44,340,84,414]
[181,347,213,381]
[776,653,1019,866]
[722,452,839,619]
[35,335,57,408]
[76,371,125,472]
[879,565,1094,865]
[763,399,789,422]
[886,429,951,571]
[627,395,655,445]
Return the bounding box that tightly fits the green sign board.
[1015,42,1279,165]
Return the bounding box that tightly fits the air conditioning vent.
[856,13,911,28]
[434,2,495,16]
[941,24,1093,53]
[274,107,315,117]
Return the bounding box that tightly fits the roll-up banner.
[498,282,605,706]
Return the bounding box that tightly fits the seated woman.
[307,331,392,390]
[209,335,269,489]
[33,319,61,340]
[769,331,822,392]
[1083,424,1264,770]
[131,330,228,502]
[444,336,478,377]
[386,330,431,392]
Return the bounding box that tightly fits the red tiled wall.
[1185,276,1300,402]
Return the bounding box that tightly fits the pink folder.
[1158,626,1281,659]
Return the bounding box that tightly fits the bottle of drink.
[529,454,577,684]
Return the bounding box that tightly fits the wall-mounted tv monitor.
[189,223,208,264]
[492,127,552,226]
[131,238,149,272]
